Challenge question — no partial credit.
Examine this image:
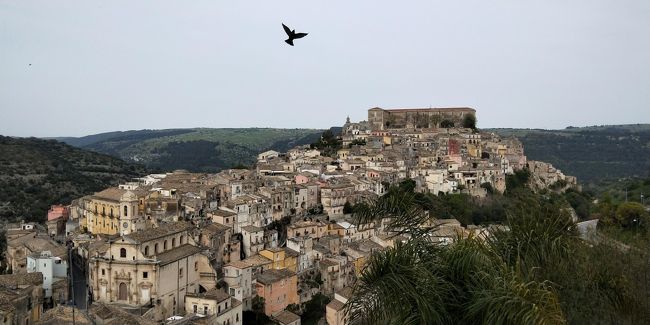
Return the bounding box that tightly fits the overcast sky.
[1,1,649,137]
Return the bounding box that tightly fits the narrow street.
[70,253,88,309]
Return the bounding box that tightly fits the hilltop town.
[2,107,579,325]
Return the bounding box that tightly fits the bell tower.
[119,191,139,235]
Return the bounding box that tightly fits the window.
[102,269,105,276]
[123,205,128,217]
[194,262,198,271]
[164,240,168,250]
[180,235,184,244]
[155,243,159,253]
[204,306,208,315]
[172,238,176,248]
[179,268,183,277]
[193,305,197,313]
[143,272,148,279]
[120,248,126,258]
[218,305,221,313]
[144,246,149,256]
[102,207,105,215]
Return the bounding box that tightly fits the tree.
[462,113,477,129]
[480,182,494,194]
[231,163,249,169]
[286,303,301,314]
[440,120,455,128]
[430,115,443,128]
[251,296,268,324]
[349,139,367,147]
[301,293,331,324]
[347,184,650,324]
[343,201,354,214]
[615,202,647,229]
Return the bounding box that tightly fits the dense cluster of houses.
[1,107,578,325]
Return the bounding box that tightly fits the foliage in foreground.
[346,182,650,325]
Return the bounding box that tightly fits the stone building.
[5,232,64,274]
[273,310,301,325]
[0,273,44,325]
[255,269,298,316]
[368,107,476,131]
[241,226,264,259]
[88,222,216,321]
[26,250,67,303]
[195,222,238,268]
[84,188,147,236]
[326,289,351,325]
[184,289,242,325]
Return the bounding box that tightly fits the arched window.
[120,248,126,258]
[123,205,128,217]
[155,243,159,253]
[110,208,113,217]
[102,207,105,215]
[144,246,149,256]
[164,240,167,250]
[171,238,176,248]
[180,236,184,245]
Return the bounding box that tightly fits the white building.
[26,250,67,298]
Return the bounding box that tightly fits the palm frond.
[345,239,453,325]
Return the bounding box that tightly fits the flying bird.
[282,23,308,46]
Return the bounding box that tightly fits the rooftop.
[202,223,230,235]
[256,269,296,285]
[92,187,128,202]
[0,272,43,287]
[125,221,193,243]
[274,310,301,324]
[186,289,230,303]
[241,225,263,233]
[326,299,345,311]
[226,255,272,269]
[156,244,203,266]
[38,306,94,325]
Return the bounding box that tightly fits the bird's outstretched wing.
[282,24,292,36]
[293,32,308,39]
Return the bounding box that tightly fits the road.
[70,253,88,309]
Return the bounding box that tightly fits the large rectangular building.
[368,107,476,130]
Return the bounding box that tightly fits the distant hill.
[55,128,325,172]
[0,136,150,223]
[488,124,650,185]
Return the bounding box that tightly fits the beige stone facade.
[0,273,44,325]
[84,188,147,236]
[88,222,215,321]
[184,289,242,325]
[368,107,476,130]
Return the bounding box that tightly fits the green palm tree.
[345,185,568,325]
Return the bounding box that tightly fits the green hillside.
[488,124,650,185]
[57,128,324,172]
[0,136,150,222]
